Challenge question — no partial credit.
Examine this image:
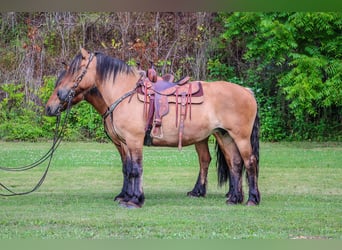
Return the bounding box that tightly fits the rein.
[101,80,143,145]
[100,74,144,146]
[0,93,74,196]
[102,83,141,120]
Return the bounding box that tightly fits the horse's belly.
[151,118,213,147]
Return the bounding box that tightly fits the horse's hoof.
[114,193,126,202]
[187,192,194,197]
[226,200,238,206]
[126,201,142,209]
[118,200,141,209]
[114,196,124,202]
[246,200,257,206]
[187,190,206,198]
[226,195,244,205]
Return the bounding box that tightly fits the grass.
[0,141,341,239]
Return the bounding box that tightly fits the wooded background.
[0,12,341,141]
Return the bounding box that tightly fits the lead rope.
[0,95,73,196]
[0,53,95,196]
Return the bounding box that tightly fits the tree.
[216,12,341,140]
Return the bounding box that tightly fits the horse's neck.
[85,95,107,115]
[98,73,140,106]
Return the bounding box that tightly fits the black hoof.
[117,195,144,208]
[226,193,244,205]
[247,191,260,206]
[114,193,126,202]
[187,184,206,197]
[187,190,206,197]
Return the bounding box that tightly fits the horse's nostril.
[45,106,55,116]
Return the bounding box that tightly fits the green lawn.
[0,141,341,239]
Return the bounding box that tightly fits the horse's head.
[55,48,97,104]
[46,48,138,116]
[45,57,93,116]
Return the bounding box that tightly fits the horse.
[46,48,260,208]
[46,69,213,202]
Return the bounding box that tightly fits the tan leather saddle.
[137,68,204,150]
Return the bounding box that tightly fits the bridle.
[68,52,95,100]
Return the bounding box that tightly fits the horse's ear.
[80,47,89,59]
[62,62,69,71]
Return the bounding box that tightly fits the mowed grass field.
[0,141,341,239]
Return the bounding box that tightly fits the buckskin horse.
[45,48,260,208]
[46,68,214,203]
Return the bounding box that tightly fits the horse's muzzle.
[45,104,61,116]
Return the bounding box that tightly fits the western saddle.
[137,64,204,150]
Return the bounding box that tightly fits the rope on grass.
[0,96,73,196]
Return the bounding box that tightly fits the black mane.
[68,53,83,75]
[67,52,134,84]
[95,52,134,83]
[55,70,67,87]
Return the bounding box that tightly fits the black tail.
[251,110,260,176]
[215,141,230,187]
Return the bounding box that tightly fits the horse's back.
[200,80,257,119]
[151,80,258,146]
[201,80,256,103]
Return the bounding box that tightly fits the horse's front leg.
[119,145,145,208]
[109,142,128,202]
[113,158,129,202]
[187,138,211,197]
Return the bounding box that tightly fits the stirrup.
[151,125,163,139]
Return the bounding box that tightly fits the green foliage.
[43,31,60,57]
[258,97,287,141]
[0,77,107,142]
[126,58,137,66]
[0,110,45,141]
[66,102,107,141]
[0,83,25,117]
[0,83,46,141]
[280,55,340,117]
[218,12,342,141]
[206,58,235,81]
[39,76,56,104]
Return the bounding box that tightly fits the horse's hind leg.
[235,139,260,206]
[214,131,244,204]
[187,137,211,197]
